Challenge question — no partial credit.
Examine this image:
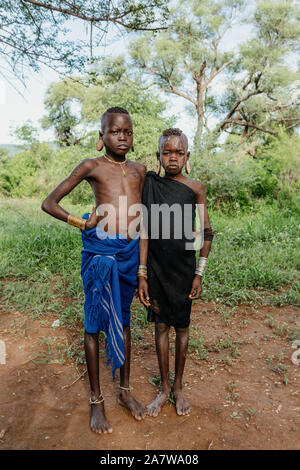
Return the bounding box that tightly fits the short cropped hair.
[101,107,131,129]
[158,128,188,152]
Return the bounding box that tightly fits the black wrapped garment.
[142,171,197,328]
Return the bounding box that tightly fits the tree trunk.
[193,82,204,151]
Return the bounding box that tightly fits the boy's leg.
[147,322,171,417]
[84,330,113,434]
[118,325,147,420]
[172,326,191,415]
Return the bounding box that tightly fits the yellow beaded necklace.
[103,154,127,176]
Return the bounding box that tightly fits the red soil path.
[0,299,299,450]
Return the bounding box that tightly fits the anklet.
[89,393,104,404]
[119,385,132,391]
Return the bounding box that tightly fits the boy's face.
[101,113,133,156]
[158,135,189,175]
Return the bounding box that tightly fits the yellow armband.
[67,214,86,231]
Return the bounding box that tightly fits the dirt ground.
[0,295,299,450]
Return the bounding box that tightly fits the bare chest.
[88,161,142,200]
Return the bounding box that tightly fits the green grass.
[188,328,209,360]
[264,314,300,341]
[226,382,239,401]
[2,280,52,317]
[209,337,242,357]
[130,302,151,342]
[0,199,90,279]
[200,200,300,305]
[0,198,299,328]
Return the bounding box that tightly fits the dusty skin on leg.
[118,326,147,420]
[172,326,191,416]
[147,322,171,417]
[84,331,113,434]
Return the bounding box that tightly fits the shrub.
[190,131,300,211]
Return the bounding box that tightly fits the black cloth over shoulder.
[142,171,197,328]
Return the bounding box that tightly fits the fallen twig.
[61,369,87,389]
[178,416,190,425]
[9,354,42,374]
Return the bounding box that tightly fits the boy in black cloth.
[138,128,214,416]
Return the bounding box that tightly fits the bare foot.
[90,400,113,434]
[173,388,191,416]
[118,390,147,421]
[147,387,171,417]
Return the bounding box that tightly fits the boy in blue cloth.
[41,107,147,434]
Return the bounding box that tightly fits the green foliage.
[1,125,299,213]
[188,328,209,360]
[0,199,87,279]
[41,78,84,139]
[0,54,174,202]
[130,0,244,145]
[0,147,9,160]
[191,150,273,210]
[0,0,169,84]
[256,130,300,210]
[0,143,98,203]
[191,131,300,211]
[0,142,53,198]
[201,201,300,305]
[1,199,299,310]
[41,56,174,166]
[130,0,300,148]
[45,146,96,205]
[11,120,39,147]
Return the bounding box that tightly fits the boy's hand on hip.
[189,275,202,300]
[138,278,151,307]
[85,205,99,230]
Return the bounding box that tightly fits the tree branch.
[203,60,232,89]
[217,89,263,131]
[163,86,197,105]
[141,62,197,106]
[22,0,168,30]
[223,119,278,135]
[20,0,42,37]
[285,120,300,130]
[193,60,206,84]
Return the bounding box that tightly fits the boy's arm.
[138,229,150,307]
[198,182,214,259]
[41,159,97,230]
[138,167,150,307]
[189,182,214,300]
